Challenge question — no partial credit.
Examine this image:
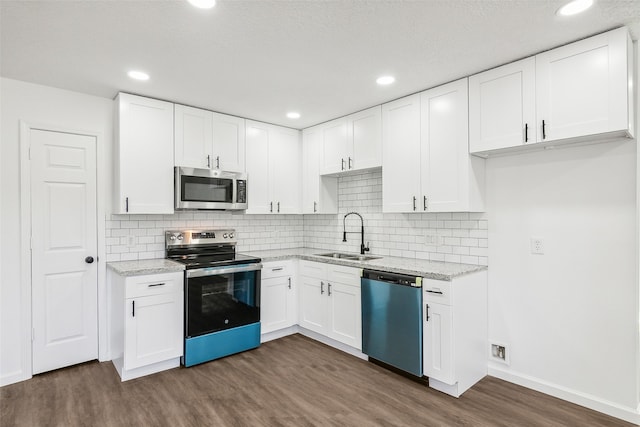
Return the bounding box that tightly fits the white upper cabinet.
[245,121,301,214]
[114,93,174,214]
[470,27,634,155]
[381,94,422,213]
[302,126,338,214]
[175,105,246,172]
[536,27,633,143]
[469,57,536,153]
[421,79,485,212]
[319,106,382,175]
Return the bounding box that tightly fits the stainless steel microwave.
[175,167,247,210]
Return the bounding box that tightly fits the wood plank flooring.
[1,334,634,426]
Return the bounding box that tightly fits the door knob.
[85,256,94,264]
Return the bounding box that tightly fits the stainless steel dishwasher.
[361,269,423,377]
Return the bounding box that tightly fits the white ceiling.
[1,0,640,129]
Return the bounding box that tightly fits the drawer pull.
[272,267,284,272]
[148,283,165,287]
[426,289,443,294]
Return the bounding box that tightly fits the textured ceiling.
[1,0,639,129]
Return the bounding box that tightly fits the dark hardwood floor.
[1,334,634,426]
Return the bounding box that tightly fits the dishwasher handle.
[362,269,420,287]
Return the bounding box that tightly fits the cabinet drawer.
[125,272,183,299]
[327,264,361,286]
[423,279,452,305]
[300,260,326,279]
[262,261,294,279]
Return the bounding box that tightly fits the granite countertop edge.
[106,259,185,277]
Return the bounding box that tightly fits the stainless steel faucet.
[343,212,370,255]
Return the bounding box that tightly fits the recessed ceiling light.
[127,70,149,81]
[188,0,216,9]
[376,75,395,85]
[286,112,301,119]
[556,0,594,16]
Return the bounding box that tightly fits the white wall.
[0,78,113,385]
[485,140,638,420]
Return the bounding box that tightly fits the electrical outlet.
[127,235,136,247]
[530,237,544,255]
[425,234,443,246]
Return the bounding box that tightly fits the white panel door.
[468,57,536,153]
[536,27,629,142]
[349,105,382,171]
[261,276,291,334]
[124,293,183,370]
[31,129,98,374]
[421,78,470,212]
[245,121,271,214]
[174,104,213,168]
[423,302,454,384]
[320,119,349,175]
[327,282,361,350]
[382,94,421,213]
[269,126,301,214]
[298,276,328,334]
[212,112,245,172]
[302,127,321,214]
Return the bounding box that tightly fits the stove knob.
[223,233,228,238]
[229,233,234,238]
[177,234,184,240]
[169,235,176,241]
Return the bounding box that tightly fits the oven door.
[185,263,261,338]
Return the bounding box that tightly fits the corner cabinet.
[174,104,246,172]
[382,79,485,213]
[109,270,184,381]
[298,261,361,350]
[114,93,175,214]
[423,270,487,397]
[470,27,634,155]
[245,121,301,214]
[302,126,338,214]
[261,261,298,334]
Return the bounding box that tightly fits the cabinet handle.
[542,120,546,140]
[288,277,291,289]
[313,201,317,213]
[270,201,273,213]
[425,303,429,322]
[426,289,443,294]
[216,156,220,168]
[341,158,345,171]
[277,202,280,213]
[125,197,129,213]
[524,123,529,143]
[207,154,211,168]
[132,300,135,317]
[423,196,428,211]
[271,267,283,271]
[413,196,417,211]
[328,283,332,296]
[348,157,352,169]
[148,283,165,287]
[320,281,324,295]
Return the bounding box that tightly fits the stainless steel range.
[165,229,262,367]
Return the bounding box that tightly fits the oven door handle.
[186,263,263,278]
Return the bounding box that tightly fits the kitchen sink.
[315,252,382,261]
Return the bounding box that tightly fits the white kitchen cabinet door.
[536,27,633,143]
[302,127,338,214]
[245,121,271,214]
[349,105,382,171]
[469,57,536,153]
[320,119,349,175]
[423,301,454,385]
[298,275,328,335]
[212,112,246,172]
[174,104,213,169]
[421,78,485,212]
[261,275,296,334]
[327,281,361,350]
[382,94,422,213]
[115,93,174,214]
[269,126,301,214]
[124,292,183,371]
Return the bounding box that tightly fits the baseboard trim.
[0,370,31,387]
[488,365,640,425]
[261,326,299,343]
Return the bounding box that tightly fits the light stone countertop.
[106,259,185,277]
[241,247,486,281]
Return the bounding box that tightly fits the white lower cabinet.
[423,270,487,397]
[109,270,184,381]
[298,261,362,350]
[260,261,297,334]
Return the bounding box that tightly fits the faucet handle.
[365,242,370,252]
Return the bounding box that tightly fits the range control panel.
[165,229,237,247]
